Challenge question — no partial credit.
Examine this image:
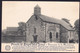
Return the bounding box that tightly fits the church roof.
[38,14,74,30]
[34,4,40,8]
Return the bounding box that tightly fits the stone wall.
[26,15,71,43]
[45,22,60,42]
[60,25,68,43]
[26,15,45,42]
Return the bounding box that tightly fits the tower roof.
[34,4,40,8]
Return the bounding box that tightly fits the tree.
[18,22,26,35]
[74,19,79,34]
[74,19,79,43]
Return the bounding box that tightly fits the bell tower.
[34,5,41,15]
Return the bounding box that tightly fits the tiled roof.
[38,14,74,30]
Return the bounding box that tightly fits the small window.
[41,22,43,26]
[56,32,58,38]
[35,9,37,11]
[35,15,38,20]
[34,28,36,33]
[49,32,52,42]
[35,8,37,9]
[50,32,52,38]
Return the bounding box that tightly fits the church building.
[26,5,75,43]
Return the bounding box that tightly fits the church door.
[49,32,52,42]
[33,35,38,42]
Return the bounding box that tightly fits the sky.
[2,1,79,30]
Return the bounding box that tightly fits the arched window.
[56,32,58,38]
[49,32,52,42]
[50,32,52,38]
